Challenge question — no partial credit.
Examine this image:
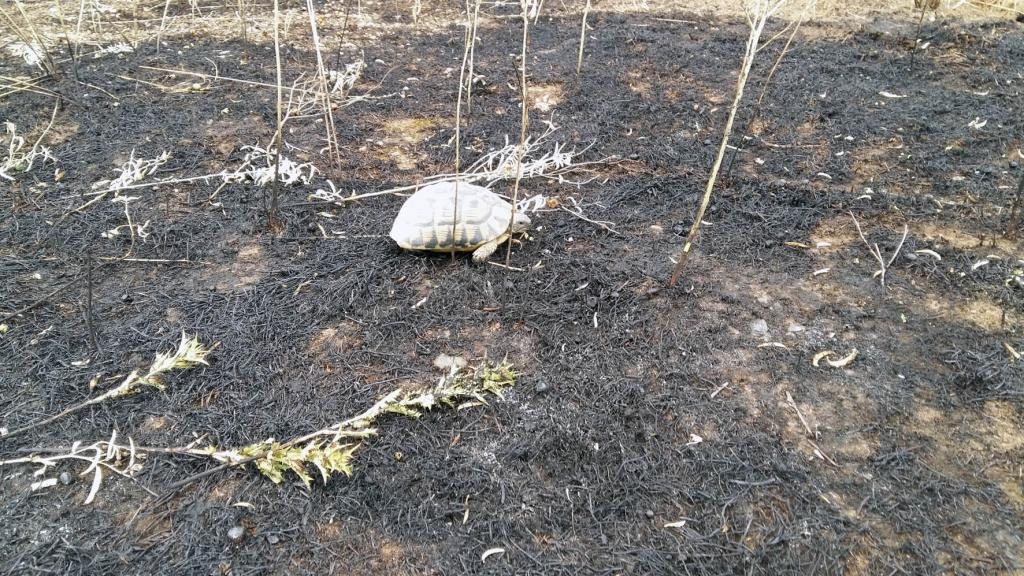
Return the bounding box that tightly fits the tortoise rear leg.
[472,239,501,263]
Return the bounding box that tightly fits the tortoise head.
[511,212,532,234]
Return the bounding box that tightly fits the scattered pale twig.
[136,65,384,108]
[452,0,476,260]
[559,198,620,235]
[63,150,170,223]
[268,0,285,230]
[812,348,859,368]
[0,430,150,504]
[785,391,814,437]
[465,0,482,114]
[709,382,730,398]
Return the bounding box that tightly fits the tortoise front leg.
[471,239,501,263]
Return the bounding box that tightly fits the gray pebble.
[750,319,769,338]
[535,381,549,393]
[227,526,246,543]
[59,471,72,485]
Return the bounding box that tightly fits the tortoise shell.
[389,182,520,252]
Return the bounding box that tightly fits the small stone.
[756,294,772,307]
[750,319,769,338]
[586,296,598,308]
[645,509,655,518]
[905,252,918,261]
[227,526,245,543]
[266,534,280,545]
[432,353,467,373]
[649,225,664,235]
[786,322,805,334]
[534,381,549,393]
[703,139,712,145]
[59,471,72,485]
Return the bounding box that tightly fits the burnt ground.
[1,1,1023,574]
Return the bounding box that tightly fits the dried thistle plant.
[201,360,516,488]
[1,360,515,501]
[0,333,214,441]
[1,430,147,504]
[309,121,606,205]
[67,150,172,220]
[1,120,58,181]
[117,332,213,394]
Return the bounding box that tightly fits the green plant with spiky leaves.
[1,359,516,500]
[0,333,214,441]
[201,360,516,488]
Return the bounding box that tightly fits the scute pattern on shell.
[389,182,514,252]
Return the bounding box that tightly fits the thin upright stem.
[506,0,530,265]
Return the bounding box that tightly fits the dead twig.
[849,212,909,289]
[0,263,110,324]
[505,0,532,266]
[668,0,790,287]
[559,202,620,235]
[785,391,814,437]
[1006,170,1024,239]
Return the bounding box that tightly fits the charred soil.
[1,2,1023,575]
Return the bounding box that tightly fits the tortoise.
[389,181,531,263]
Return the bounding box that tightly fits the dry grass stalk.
[505,0,533,265]
[577,0,591,76]
[269,0,285,230]
[450,0,481,259]
[156,0,172,52]
[238,0,248,41]
[465,0,482,114]
[1005,171,1023,239]
[306,0,341,167]
[1,2,58,75]
[668,0,794,288]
